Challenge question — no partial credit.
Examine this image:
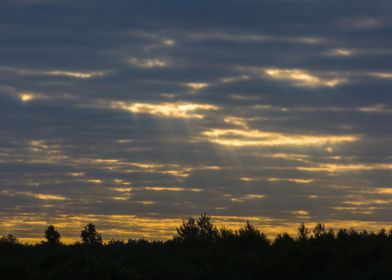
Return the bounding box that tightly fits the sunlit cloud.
[142,186,202,192]
[111,101,219,119]
[2,191,68,201]
[67,172,85,177]
[298,163,392,173]
[240,177,313,184]
[220,75,251,83]
[264,68,345,87]
[20,93,34,102]
[33,194,67,201]
[87,179,103,184]
[0,67,105,79]
[138,201,155,205]
[202,127,358,147]
[224,193,266,203]
[358,104,392,113]
[110,187,132,201]
[187,32,323,45]
[43,70,105,79]
[267,178,314,184]
[223,116,249,128]
[240,177,260,182]
[188,32,270,42]
[370,72,392,79]
[270,153,309,162]
[331,206,377,215]
[326,48,353,57]
[373,188,392,195]
[18,92,46,103]
[343,199,390,206]
[162,39,176,46]
[186,82,209,90]
[128,58,169,68]
[109,187,132,193]
[291,210,310,219]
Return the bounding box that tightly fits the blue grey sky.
[0,0,391,242]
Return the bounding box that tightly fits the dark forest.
[1,214,392,280]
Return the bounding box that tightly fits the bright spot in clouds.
[202,128,358,147]
[44,70,104,79]
[187,83,209,90]
[20,93,34,102]
[327,48,353,56]
[111,101,219,119]
[264,68,345,87]
[129,58,169,68]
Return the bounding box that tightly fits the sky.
[1,0,392,243]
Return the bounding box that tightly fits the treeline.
[1,213,392,279]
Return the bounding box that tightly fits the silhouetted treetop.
[176,213,218,244]
[0,234,18,245]
[44,225,61,245]
[80,223,102,245]
[297,222,310,241]
[238,221,269,248]
[1,215,392,279]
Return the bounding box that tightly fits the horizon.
[1,0,392,242]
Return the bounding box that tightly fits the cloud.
[0,0,392,242]
[202,127,358,147]
[263,68,346,87]
[110,102,219,119]
[128,58,169,68]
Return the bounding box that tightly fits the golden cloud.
[111,102,219,119]
[264,68,345,87]
[202,127,358,147]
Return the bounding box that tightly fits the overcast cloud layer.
[1,0,392,242]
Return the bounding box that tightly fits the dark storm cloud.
[0,0,392,240]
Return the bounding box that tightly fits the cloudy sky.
[1,0,392,243]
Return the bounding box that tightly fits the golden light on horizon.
[3,213,392,244]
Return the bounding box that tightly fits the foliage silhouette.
[44,225,61,245]
[1,215,392,279]
[297,222,310,241]
[80,223,102,245]
[0,234,18,245]
[175,213,218,245]
[237,221,269,248]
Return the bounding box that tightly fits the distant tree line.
[1,213,392,279]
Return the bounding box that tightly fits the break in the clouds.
[0,0,392,242]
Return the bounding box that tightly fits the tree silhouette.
[80,223,102,245]
[44,225,61,245]
[312,223,326,239]
[176,213,218,244]
[176,216,199,243]
[197,213,218,242]
[297,222,310,241]
[273,232,294,248]
[238,221,269,248]
[0,234,18,245]
[2,215,392,279]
